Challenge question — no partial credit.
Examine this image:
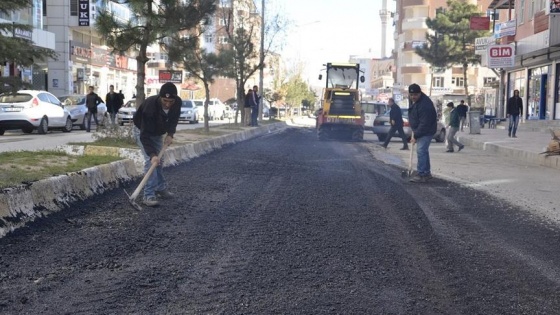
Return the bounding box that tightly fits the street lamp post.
[258,0,265,121]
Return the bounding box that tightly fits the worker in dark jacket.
[381,98,408,150]
[445,102,465,153]
[85,85,104,132]
[506,89,523,138]
[133,82,181,207]
[407,83,437,183]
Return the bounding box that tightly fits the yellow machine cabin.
[316,63,365,141]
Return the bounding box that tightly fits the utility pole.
[258,0,265,121]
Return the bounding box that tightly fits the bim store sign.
[159,70,183,83]
[487,44,515,68]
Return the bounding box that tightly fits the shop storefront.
[527,65,550,120]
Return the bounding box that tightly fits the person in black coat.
[85,85,104,132]
[132,82,181,207]
[408,83,437,183]
[105,85,123,126]
[381,98,408,150]
[506,89,523,138]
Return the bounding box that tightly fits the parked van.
[362,102,389,130]
[192,98,227,120]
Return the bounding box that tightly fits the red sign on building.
[470,16,490,30]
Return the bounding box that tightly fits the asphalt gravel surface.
[1,127,560,314]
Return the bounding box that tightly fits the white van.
[192,98,227,120]
[362,102,389,130]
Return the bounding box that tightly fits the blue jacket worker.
[407,83,437,183]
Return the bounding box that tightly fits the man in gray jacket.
[407,83,437,183]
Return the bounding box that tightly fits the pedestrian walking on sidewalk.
[506,89,523,138]
[85,86,104,132]
[408,83,437,183]
[445,102,465,153]
[251,85,260,127]
[132,82,181,207]
[244,89,253,126]
[105,84,123,126]
[381,98,408,150]
[456,100,468,132]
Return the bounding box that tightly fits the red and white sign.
[487,44,515,68]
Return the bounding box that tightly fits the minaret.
[379,0,389,58]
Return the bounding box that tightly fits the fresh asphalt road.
[0,125,559,314]
[0,119,233,153]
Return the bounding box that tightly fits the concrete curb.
[458,135,560,170]
[0,123,285,238]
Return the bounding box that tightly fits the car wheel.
[37,117,48,134]
[0,128,5,135]
[377,134,386,142]
[435,128,446,143]
[22,127,34,134]
[62,116,73,132]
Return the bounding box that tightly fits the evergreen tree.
[95,0,216,106]
[415,0,490,105]
[166,34,230,133]
[0,0,57,93]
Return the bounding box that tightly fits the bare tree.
[95,0,216,107]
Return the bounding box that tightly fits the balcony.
[403,0,429,6]
[401,17,427,31]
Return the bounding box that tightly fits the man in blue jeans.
[506,89,523,138]
[133,82,181,207]
[407,83,437,183]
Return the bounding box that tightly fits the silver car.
[117,99,136,126]
[58,95,108,130]
[372,108,446,143]
[180,100,199,124]
[0,90,73,135]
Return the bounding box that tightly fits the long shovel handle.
[408,132,415,174]
[129,143,168,200]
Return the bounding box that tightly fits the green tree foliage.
[415,0,490,104]
[281,77,315,113]
[0,0,57,93]
[95,0,216,106]
[166,34,230,133]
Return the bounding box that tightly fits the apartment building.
[488,0,560,120]
[393,0,505,112]
[0,0,55,90]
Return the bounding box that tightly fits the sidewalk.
[456,126,560,171]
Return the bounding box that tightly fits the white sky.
[267,0,396,86]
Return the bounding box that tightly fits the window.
[219,17,227,26]
[219,36,228,44]
[204,33,213,43]
[483,77,497,85]
[451,77,465,87]
[518,0,525,24]
[432,77,444,88]
[70,0,77,16]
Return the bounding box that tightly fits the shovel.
[401,134,415,179]
[125,143,168,210]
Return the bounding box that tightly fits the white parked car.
[0,90,73,135]
[180,100,199,124]
[58,94,108,130]
[117,99,136,126]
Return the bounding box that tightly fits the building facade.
[45,0,138,99]
[0,0,55,90]
[488,0,560,120]
[393,0,506,112]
